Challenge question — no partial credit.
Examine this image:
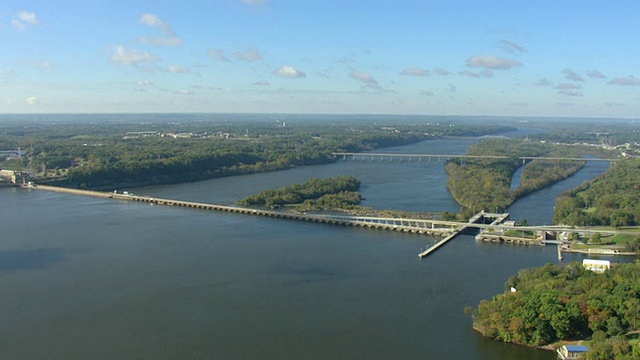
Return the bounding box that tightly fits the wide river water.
[0,131,632,359]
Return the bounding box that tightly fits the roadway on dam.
[23,184,639,256]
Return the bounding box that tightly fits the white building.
[582,259,610,273]
[557,345,588,359]
[0,169,18,184]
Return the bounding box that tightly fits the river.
[0,130,630,359]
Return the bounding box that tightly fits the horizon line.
[0,112,636,121]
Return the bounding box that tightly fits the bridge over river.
[331,152,621,163]
[22,184,637,258]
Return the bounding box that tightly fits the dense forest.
[470,261,640,359]
[237,176,361,209]
[0,117,515,189]
[553,159,640,227]
[444,138,586,217]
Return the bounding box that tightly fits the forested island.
[470,261,640,359]
[554,158,640,227]
[236,175,443,219]
[444,138,589,219]
[237,176,362,210]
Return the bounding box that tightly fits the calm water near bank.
[0,132,630,359]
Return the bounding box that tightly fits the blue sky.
[1,0,639,117]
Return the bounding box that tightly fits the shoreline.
[471,325,557,353]
[561,246,637,256]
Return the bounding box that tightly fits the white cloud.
[401,68,430,76]
[608,76,640,86]
[557,90,583,97]
[240,0,267,4]
[554,83,581,90]
[562,68,584,82]
[135,79,153,86]
[466,55,522,70]
[273,66,306,78]
[459,69,494,78]
[138,36,182,46]
[168,65,189,73]
[349,70,378,85]
[140,14,175,35]
[252,80,270,86]
[586,70,606,79]
[208,49,229,61]
[22,60,52,69]
[348,70,388,92]
[108,45,160,66]
[137,14,181,46]
[534,78,552,86]
[421,90,435,96]
[0,69,15,82]
[175,89,193,95]
[498,40,526,54]
[11,19,26,31]
[18,11,39,25]
[134,79,155,91]
[233,48,262,61]
[25,96,41,105]
[433,68,452,76]
[12,11,39,31]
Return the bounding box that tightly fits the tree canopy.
[0,117,516,189]
[237,176,361,208]
[554,159,640,227]
[471,261,640,359]
[445,138,586,218]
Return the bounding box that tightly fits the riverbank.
[472,325,558,354]
[470,261,640,358]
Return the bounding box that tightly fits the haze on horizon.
[1,1,638,118]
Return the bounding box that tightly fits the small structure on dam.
[418,211,509,258]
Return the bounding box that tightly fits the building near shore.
[0,169,18,184]
[582,259,610,273]
[0,169,30,185]
[122,131,160,139]
[0,149,22,160]
[557,345,588,359]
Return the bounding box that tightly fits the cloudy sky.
[1,0,639,117]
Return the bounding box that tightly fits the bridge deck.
[332,152,620,162]
[23,184,456,236]
[418,211,509,258]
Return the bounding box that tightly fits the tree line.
[0,118,516,189]
[444,138,587,219]
[470,261,640,359]
[237,176,361,209]
[553,159,640,227]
